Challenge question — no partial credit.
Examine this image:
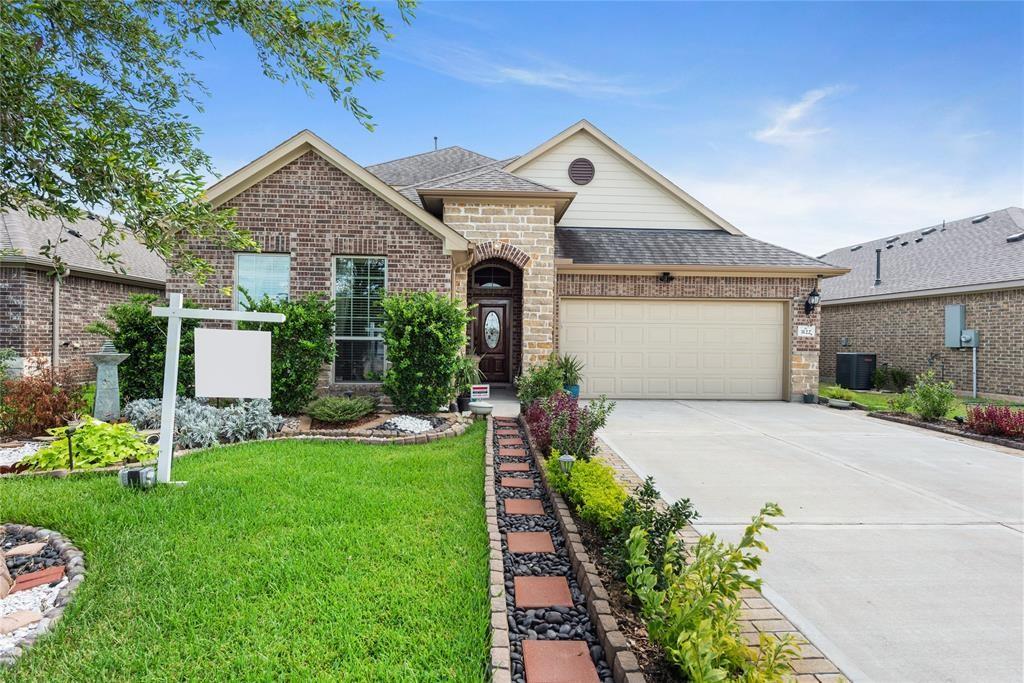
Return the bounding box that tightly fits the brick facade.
[444,200,557,369]
[556,273,822,399]
[165,150,452,390]
[821,287,1024,398]
[0,266,161,383]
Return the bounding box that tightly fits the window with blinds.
[334,256,386,382]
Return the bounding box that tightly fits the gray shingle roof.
[422,167,561,194]
[366,146,497,187]
[0,208,167,284]
[819,207,1024,302]
[556,227,839,270]
[397,158,517,207]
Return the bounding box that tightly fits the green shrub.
[515,356,564,406]
[306,396,377,424]
[873,365,913,392]
[909,370,956,421]
[887,392,913,414]
[607,477,698,584]
[626,502,798,682]
[239,291,335,415]
[823,384,856,401]
[21,417,156,471]
[546,452,626,535]
[87,294,200,403]
[381,292,471,413]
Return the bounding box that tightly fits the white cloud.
[675,167,1022,257]
[753,86,844,147]
[394,41,673,99]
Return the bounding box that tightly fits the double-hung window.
[334,256,386,382]
[234,253,291,309]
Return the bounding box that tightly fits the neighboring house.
[0,209,167,382]
[171,120,844,401]
[819,208,1024,398]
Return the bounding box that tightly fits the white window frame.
[233,252,291,311]
[331,255,388,383]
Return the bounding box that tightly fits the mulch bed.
[869,412,1024,451]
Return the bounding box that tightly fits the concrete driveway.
[599,400,1024,683]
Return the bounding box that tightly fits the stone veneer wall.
[165,150,453,391]
[0,266,161,382]
[444,200,557,370]
[556,273,821,400]
[821,287,1024,398]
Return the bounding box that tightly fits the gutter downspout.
[51,273,61,371]
[451,248,474,302]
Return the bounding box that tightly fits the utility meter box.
[944,304,967,348]
[960,329,979,348]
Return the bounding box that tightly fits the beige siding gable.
[512,130,718,230]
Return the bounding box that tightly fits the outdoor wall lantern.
[558,453,576,476]
[658,272,675,284]
[804,287,821,315]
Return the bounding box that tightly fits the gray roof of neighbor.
[556,227,839,270]
[819,207,1024,302]
[0,208,167,284]
[367,146,497,187]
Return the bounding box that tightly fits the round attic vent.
[568,158,595,185]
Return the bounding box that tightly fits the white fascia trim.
[504,119,744,236]
[204,130,469,254]
[821,279,1024,305]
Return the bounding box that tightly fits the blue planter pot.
[565,384,580,398]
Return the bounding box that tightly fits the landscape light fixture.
[65,423,78,471]
[558,453,576,476]
[804,287,821,315]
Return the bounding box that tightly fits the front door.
[475,300,510,382]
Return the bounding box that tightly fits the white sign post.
[151,293,285,485]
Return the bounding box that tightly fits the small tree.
[239,291,334,415]
[86,294,200,403]
[381,292,471,413]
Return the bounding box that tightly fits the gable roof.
[0,208,167,286]
[205,130,469,253]
[557,227,844,274]
[367,146,497,187]
[504,120,743,235]
[819,207,1024,304]
[396,158,517,206]
[415,166,576,222]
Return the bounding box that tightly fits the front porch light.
[804,287,821,315]
[558,453,576,476]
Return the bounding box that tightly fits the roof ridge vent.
[914,237,924,243]
[1007,232,1024,243]
[921,227,937,235]
[850,245,862,252]
[972,215,990,224]
[885,236,900,244]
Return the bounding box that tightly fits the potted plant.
[454,355,482,412]
[559,354,584,398]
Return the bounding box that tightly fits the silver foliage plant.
[123,398,285,449]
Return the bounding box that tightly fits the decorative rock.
[5,543,45,557]
[0,612,41,636]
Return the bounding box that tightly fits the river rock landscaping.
[491,416,613,683]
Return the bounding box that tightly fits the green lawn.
[818,383,1024,418]
[0,423,489,682]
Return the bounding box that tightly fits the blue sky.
[192,1,1023,256]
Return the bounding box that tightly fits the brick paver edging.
[0,417,475,480]
[483,416,514,682]
[0,524,85,666]
[592,438,848,683]
[518,417,645,683]
[867,413,1024,452]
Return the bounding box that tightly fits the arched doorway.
[468,258,523,383]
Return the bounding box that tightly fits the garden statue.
[89,341,129,421]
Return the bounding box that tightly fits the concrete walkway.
[599,400,1024,683]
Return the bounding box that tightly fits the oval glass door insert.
[484,311,501,349]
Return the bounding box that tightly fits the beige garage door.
[559,298,785,400]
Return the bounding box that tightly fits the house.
[0,209,167,382]
[171,120,845,401]
[819,208,1024,398]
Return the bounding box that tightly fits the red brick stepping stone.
[499,462,530,473]
[523,640,599,683]
[506,531,555,553]
[514,576,574,609]
[498,437,525,446]
[501,477,533,489]
[11,566,64,594]
[504,498,545,516]
[496,427,519,435]
[499,447,529,458]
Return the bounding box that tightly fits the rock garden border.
[0,524,85,666]
[868,412,1024,452]
[485,414,642,683]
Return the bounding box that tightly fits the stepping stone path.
[492,417,610,683]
